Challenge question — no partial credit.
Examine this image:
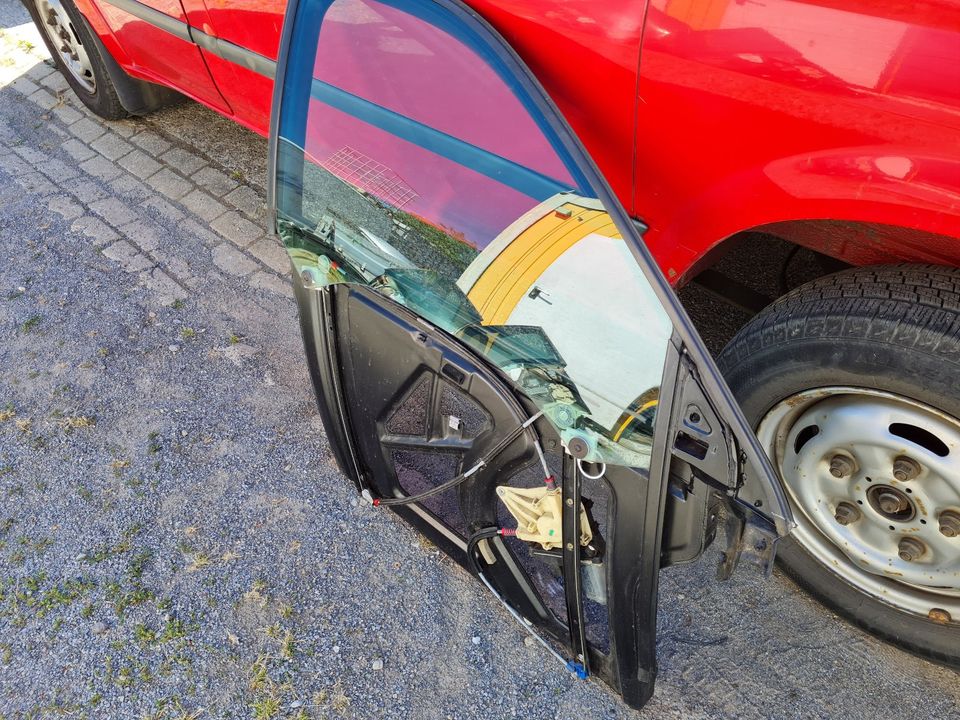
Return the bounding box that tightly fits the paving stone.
[70,182,107,205]
[249,270,293,298]
[119,220,164,252]
[0,152,31,177]
[14,172,56,195]
[145,168,192,200]
[90,132,134,161]
[210,210,263,248]
[24,61,55,84]
[140,196,185,224]
[48,124,70,141]
[70,216,118,246]
[36,158,80,185]
[130,130,171,156]
[88,197,138,228]
[79,155,122,182]
[8,76,40,98]
[211,243,257,276]
[149,249,193,282]
[139,267,188,306]
[61,138,95,163]
[179,217,224,247]
[247,237,289,274]
[45,195,84,221]
[70,117,106,143]
[50,102,83,125]
[108,175,152,202]
[102,239,153,272]
[179,189,227,222]
[27,88,58,110]
[13,144,48,164]
[40,71,69,94]
[117,149,162,180]
[191,166,238,197]
[224,185,264,218]
[107,119,139,138]
[160,147,206,176]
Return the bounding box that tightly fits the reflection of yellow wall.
[466,203,619,325]
[663,0,730,30]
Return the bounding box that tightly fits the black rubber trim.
[190,30,276,79]
[98,0,191,41]
[97,0,276,78]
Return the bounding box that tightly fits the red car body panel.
[77,0,960,283]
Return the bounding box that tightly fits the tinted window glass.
[276,0,674,468]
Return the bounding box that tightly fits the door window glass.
[276,0,674,468]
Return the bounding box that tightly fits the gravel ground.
[1,2,959,718]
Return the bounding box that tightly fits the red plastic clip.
[499,528,517,537]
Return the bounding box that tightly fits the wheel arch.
[654,147,960,287]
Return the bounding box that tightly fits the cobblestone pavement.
[1,5,959,720]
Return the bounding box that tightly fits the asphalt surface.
[1,3,959,718]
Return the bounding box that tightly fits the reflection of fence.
[321,146,419,209]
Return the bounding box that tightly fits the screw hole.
[906,488,912,494]
[857,500,863,505]
[865,476,873,482]
[920,519,927,525]
[889,525,895,531]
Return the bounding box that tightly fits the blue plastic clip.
[566,660,589,679]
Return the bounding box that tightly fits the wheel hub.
[32,0,96,93]
[866,485,914,522]
[758,387,960,621]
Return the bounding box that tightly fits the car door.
[91,0,232,112]
[268,0,793,709]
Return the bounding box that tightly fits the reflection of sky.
[508,235,673,429]
[714,0,904,89]
[304,102,543,247]
[315,0,573,181]
[300,0,575,246]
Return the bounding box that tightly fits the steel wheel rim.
[32,0,96,93]
[758,387,960,624]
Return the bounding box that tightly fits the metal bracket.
[561,453,590,678]
[717,509,780,580]
[669,353,738,490]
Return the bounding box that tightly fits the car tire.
[718,263,960,668]
[23,0,128,119]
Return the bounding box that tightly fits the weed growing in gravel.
[19,315,41,333]
[0,403,14,422]
[135,623,158,646]
[180,327,196,340]
[251,695,280,719]
[110,458,130,477]
[185,552,211,572]
[55,415,95,433]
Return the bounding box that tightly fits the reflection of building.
[457,193,672,431]
[321,146,419,209]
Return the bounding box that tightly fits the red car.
[25,0,960,674]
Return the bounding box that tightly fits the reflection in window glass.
[276,0,673,469]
